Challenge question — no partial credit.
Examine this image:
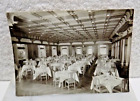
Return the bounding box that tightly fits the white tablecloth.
[54,70,79,87]
[21,65,33,76]
[68,59,91,75]
[68,62,83,74]
[111,59,120,62]
[90,75,123,93]
[50,62,64,71]
[18,65,34,81]
[33,66,52,80]
[94,59,119,77]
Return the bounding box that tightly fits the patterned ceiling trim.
[8,10,127,43]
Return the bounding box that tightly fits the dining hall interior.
[7,9,134,96]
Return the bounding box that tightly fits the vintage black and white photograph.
[6,9,134,96]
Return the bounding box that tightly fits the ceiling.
[7,9,126,43]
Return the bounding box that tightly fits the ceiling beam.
[67,11,90,39]
[103,10,113,38]
[88,10,98,38]
[47,11,80,39]
[109,10,126,39]
[59,38,109,43]
[68,11,94,39]
[31,12,76,41]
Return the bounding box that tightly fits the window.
[52,46,57,56]
[76,47,82,54]
[38,45,46,58]
[87,46,93,54]
[61,46,69,56]
[99,45,107,55]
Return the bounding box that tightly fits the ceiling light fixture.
[28,19,32,21]
[107,13,110,17]
[105,23,108,25]
[88,10,91,13]
[75,18,78,21]
[69,12,74,15]
[71,13,74,16]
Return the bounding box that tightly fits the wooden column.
[115,42,117,59]
[114,43,116,58]
[111,44,114,57]
[126,36,131,66]
[56,43,60,56]
[117,41,120,59]
[120,40,123,62]
[121,39,125,67]
[82,42,84,55]
[48,43,52,56]
[119,41,121,59]
[69,42,72,56]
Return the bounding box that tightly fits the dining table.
[20,64,33,76]
[68,59,91,75]
[33,66,52,80]
[94,60,120,77]
[50,62,64,71]
[90,74,123,93]
[54,70,79,87]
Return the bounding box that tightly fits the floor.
[16,61,97,96]
[15,59,129,96]
[1,78,138,101]
[16,74,94,96]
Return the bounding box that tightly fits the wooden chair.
[40,73,48,81]
[81,66,84,75]
[113,78,128,92]
[26,69,32,75]
[92,76,108,93]
[65,72,76,90]
[53,77,60,87]
[53,71,60,87]
[24,68,33,79]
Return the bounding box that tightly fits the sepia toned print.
[7,9,134,96]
